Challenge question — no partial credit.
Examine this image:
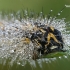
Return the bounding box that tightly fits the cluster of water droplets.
[0,10,70,67]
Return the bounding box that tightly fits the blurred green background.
[0,0,70,20]
[0,0,70,70]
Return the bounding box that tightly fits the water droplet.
[59,56,61,59]
[10,50,14,53]
[58,13,60,15]
[17,62,21,65]
[64,55,67,58]
[51,10,53,12]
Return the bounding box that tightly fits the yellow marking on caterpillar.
[45,33,60,47]
[21,37,31,44]
[40,28,46,34]
[50,26,54,31]
[34,39,41,46]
